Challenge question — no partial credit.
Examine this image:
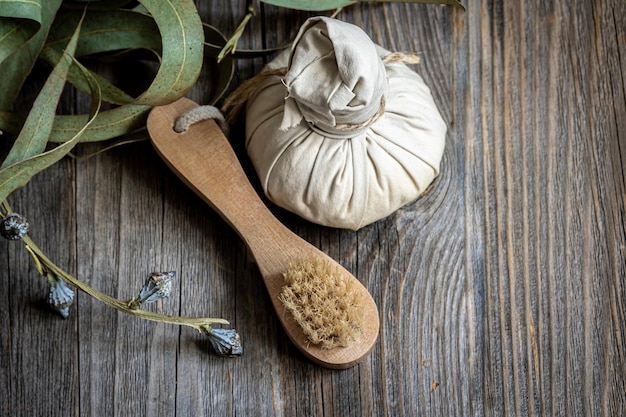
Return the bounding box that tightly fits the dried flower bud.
[202,326,243,356]
[47,275,74,319]
[129,271,174,309]
[1,213,29,240]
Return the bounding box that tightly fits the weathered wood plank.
[0,77,80,416]
[0,1,624,416]
[460,1,626,416]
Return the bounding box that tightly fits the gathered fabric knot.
[221,51,420,137]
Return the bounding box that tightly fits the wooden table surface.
[1,1,625,416]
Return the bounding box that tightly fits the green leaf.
[260,0,464,11]
[1,0,204,144]
[0,0,62,110]
[40,9,164,105]
[0,14,102,203]
[364,0,465,10]
[203,24,235,105]
[1,10,83,169]
[47,105,151,143]
[39,46,136,105]
[43,0,206,144]
[60,0,136,10]
[0,0,42,64]
[45,9,161,57]
[133,0,204,105]
[1,104,151,144]
[0,133,83,203]
[260,0,355,10]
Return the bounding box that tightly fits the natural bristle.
[279,257,365,349]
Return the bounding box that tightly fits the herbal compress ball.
[245,17,446,230]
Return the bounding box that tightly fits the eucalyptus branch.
[1,202,242,356]
[22,235,229,329]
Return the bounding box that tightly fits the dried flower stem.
[216,0,255,62]
[20,235,228,330]
[0,197,229,331]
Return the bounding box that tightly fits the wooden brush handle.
[148,99,306,277]
[147,98,379,369]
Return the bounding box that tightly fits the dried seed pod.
[47,276,74,319]
[1,213,29,240]
[129,271,174,309]
[203,327,243,356]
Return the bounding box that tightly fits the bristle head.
[279,257,365,349]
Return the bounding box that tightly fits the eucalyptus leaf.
[1,11,83,169]
[131,4,149,14]
[260,0,464,11]
[365,0,464,10]
[47,105,151,143]
[0,0,62,110]
[45,10,161,57]
[260,0,354,11]
[133,0,204,105]
[0,115,96,203]
[39,46,136,105]
[1,105,152,143]
[0,0,43,64]
[203,24,235,105]
[4,0,205,145]
[61,0,136,10]
[0,15,102,203]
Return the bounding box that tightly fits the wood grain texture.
[1,0,624,416]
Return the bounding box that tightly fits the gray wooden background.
[1,1,625,416]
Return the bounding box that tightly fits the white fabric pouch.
[245,16,447,230]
